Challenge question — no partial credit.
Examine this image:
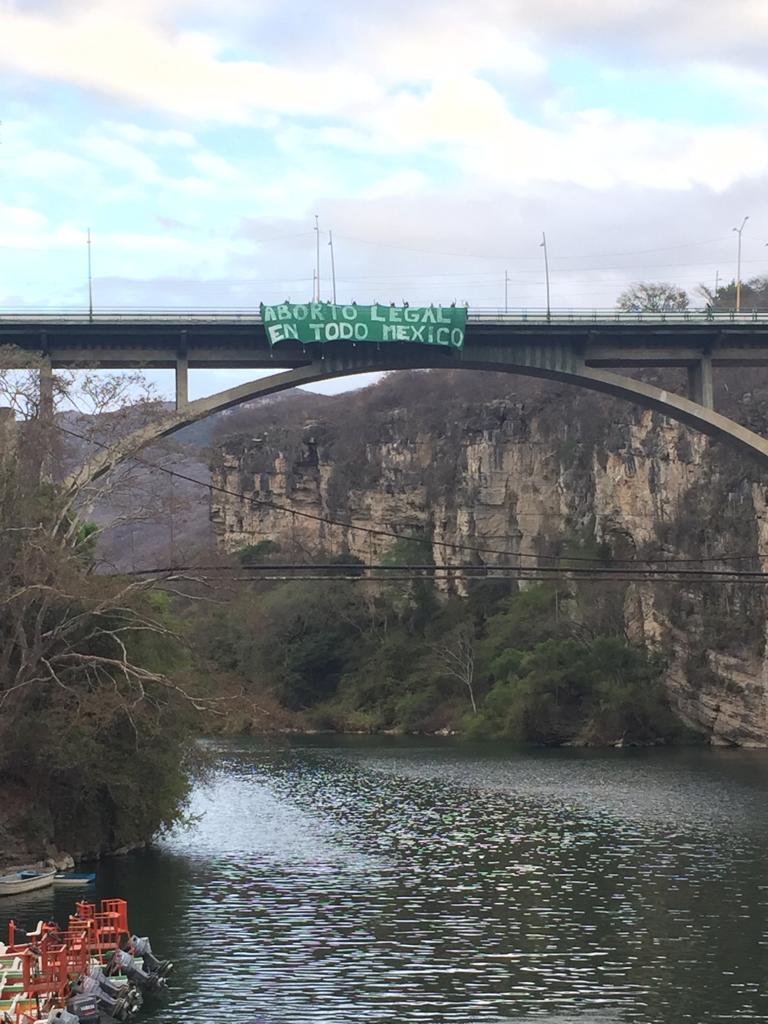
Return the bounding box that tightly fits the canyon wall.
[210,371,768,745]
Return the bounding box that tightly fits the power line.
[127,561,768,581]
[332,233,732,265]
[147,568,768,587]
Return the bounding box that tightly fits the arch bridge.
[3,308,768,490]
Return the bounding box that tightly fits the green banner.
[260,303,466,349]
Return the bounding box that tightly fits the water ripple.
[7,739,768,1023]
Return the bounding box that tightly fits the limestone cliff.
[210,370,768,746]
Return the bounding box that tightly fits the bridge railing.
[2,307,768,324]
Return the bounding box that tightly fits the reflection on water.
[3,738,768,1023]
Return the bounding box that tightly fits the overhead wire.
[127,562,768,581]
[332,233,734,265]
[143,568,768,587]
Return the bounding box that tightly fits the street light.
[86,227,93,323]
[328,230,337,304]
[314,214,320,302]
[733,216,748,313]
[540,232,551,319]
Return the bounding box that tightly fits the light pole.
[328,230,337,304]
[733,216,748,313]
[86,227,93,322]
[314,214,320,301]
[504,269,509,314]
[540,232,551,319]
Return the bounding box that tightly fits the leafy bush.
[189,575,683,746]
[238,539,281,564]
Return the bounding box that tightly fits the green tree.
[700,276,768,313]
[238,538,281,564]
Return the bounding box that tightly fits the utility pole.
[733,216,748,313]
[87,227,93,322]
[504,269,509,314]
[328,230,337,304]
[540,232,551,319]
[314,214,320,301]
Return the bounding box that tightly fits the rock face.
[210,371,768,746]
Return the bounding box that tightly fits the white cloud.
[4,0,768,203]
[278,76,768,194]
[490,0,768,67]
[104,122,197,148]
[360,8,547,81]
[80,137,163,183]
[0,204,48,231]
[361,171,430,200]
[4,0,768,132]
[188,151,241,182]
[696,63,768,111]
[0,6,381,122]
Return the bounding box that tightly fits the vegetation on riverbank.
[0,497,202,860]
[187,568,686,747]
[0,391,211,864]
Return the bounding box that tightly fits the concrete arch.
[64,356,768,495]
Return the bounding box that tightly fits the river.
[3,737,768,1023]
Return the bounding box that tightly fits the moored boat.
[0,868,55,897]
[53,872,97,887]
[0,896,172,1022]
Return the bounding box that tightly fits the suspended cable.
[122,561,768,580]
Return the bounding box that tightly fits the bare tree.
[0,364,222,721]
[431,624,477,713]
[616,282,689,313]
[0,359,258,853]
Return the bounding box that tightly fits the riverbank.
[0,781,150,869]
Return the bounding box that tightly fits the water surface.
[3,738,768,1023]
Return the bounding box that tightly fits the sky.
[3,0,768,398]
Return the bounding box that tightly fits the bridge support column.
[37,356,54,480]
[175,355,189,410]
[687,356,714,409]
[39,356,54,422]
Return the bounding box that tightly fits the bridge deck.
[3,309,768,368]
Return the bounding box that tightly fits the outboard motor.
[130,936,173,978]
[109,948,166,993]
[89,964,143,1013]
[70,975,137,1021]
[47,1010,80,1024]
[65,994,100,1024]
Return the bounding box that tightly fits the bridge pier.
[39,355,54,421]
[687,357,714,409]
[175,355,189,409]
[37,355,55,480]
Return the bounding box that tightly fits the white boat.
[52,872,96,887]
[0,868,55,897]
